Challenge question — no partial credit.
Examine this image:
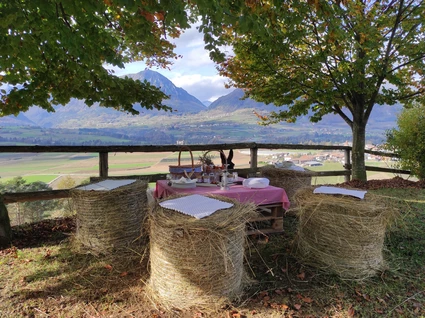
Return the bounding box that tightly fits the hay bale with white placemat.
[293,187,398,280]
[146,194,258,310]
[71,179,148,255]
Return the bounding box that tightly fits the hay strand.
[147,195,258,310]
[71,180,148,254]
[294,187,398,280]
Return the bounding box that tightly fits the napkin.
[174,177,196,184]
[242,177,270,189]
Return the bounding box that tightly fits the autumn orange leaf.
[294,303,302,310]
[303,297,313,303]
[297,272,306,280]
[259,291,268,298]
[104,264,113,270]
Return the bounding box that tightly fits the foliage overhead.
[0,0,198,116]
[216,0,425,125]
[212,0,425,180]
[385,102,425,180]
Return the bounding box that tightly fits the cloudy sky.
[109,25,233,103]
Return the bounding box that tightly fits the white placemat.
[77,179,136,191]
[313,186,367,199]
[159,194,233,219]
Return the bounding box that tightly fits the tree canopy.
[215,0,425,180]
[0,0,198,116]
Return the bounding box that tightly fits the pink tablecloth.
[154,180,290,210]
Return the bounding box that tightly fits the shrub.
[385,102,425,180]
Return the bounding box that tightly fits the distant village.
[261,142,394,168]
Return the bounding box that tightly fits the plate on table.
[171,180,197,189]
[196,183,218,187]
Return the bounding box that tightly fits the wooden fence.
[0,143,409,204]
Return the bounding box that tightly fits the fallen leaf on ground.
[297,272,306,280]
[44,249,52,258]
[303,297,313,303]
[294,304,302,310]
[104,264,113,270]
[274,289,283,295]
[259,291,268,298]
[377,297,386,305]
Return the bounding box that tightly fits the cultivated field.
[0,150,406,187]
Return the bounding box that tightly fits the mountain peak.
[123,70,206,113]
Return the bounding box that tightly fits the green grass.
[1,188,424,317]
[105,163,152,169]
[21,175,59,183]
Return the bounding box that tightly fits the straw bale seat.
[147,195,258,310]
[260,165,313,210]
[71,179,148,254]
[294,187,398,280]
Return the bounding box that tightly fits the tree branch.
[389,54,425,74]
[59,2,73,30]
[365,0,406,123]
[332,103,353,128]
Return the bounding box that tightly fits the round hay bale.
[71,180,148,254]
[147,195,258,310]
[293,187,398,280]
[260,165,313,208]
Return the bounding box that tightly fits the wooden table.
[154,180,290,234]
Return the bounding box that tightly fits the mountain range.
[0,69,402,137]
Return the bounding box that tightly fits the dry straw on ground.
[293,187,398,280]
[71,180,148,255]
[260,165,313,208]
[146,195,258,311]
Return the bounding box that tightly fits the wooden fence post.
[99,152,109,178]
[344,149,351,182]
[250,146,258,176]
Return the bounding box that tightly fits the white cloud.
[172,24,204,48]
[170,73,231,102]
[172,46,212,69]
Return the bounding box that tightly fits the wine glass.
[166,174,172,186]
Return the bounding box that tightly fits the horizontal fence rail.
[0,143,407,204]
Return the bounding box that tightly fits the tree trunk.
[351,122,367,181]
[0,199,12,249]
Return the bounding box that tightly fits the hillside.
[13,70,206,128]
[0,71,402,145]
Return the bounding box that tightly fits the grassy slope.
[0,188,424,317]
